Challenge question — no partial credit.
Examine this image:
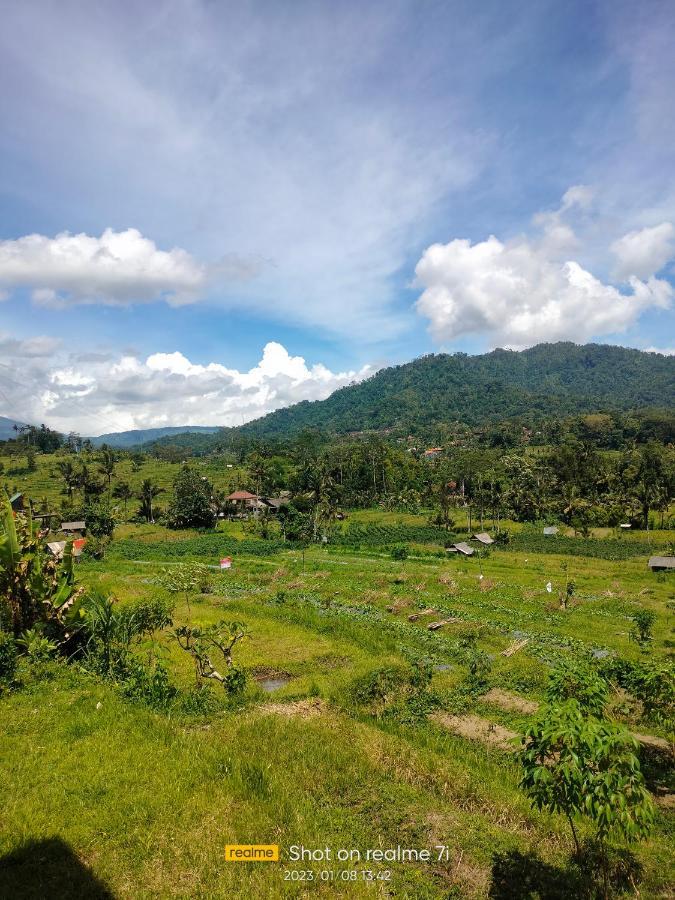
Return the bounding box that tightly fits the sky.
[0,0,674,435]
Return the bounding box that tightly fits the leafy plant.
[0,631,17,684]
[520,700,655,898]
[630,608,656,648]
[546,658,609,716]
[0,495,77,635]
[17,627,57,662]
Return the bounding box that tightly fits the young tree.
[173,620,248,693]
[520,701,655,898]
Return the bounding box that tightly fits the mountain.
[153,342,673,447]
[0,416,27,440]
[90,425,221,448]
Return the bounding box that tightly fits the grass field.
[1,511,674,898]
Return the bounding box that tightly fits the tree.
[166,466,215,529]
[98,448,117,496]
[160,562,213,618]
[112,481,134,517]
[138,479,164,523]
[630,608,656,648]
[520,700,654,898]
[173,620,248,693]
[56,460,79,500]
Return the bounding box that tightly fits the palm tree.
[112,481,134,517]
[98,448,117,496]
[56,460,78,499]
[138,479,164,523]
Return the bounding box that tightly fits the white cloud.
[611,222,675,280]
[644,346,675,356]
[0,340,373,434]
[415,201,673,348]
[0,228,207,307]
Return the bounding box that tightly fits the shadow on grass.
[488,849,582,899]
[489,845,644,900]
[0,837,115,899]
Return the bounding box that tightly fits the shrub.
[0,631,17,684]
[120,658,177,710]
[547,658,609,716]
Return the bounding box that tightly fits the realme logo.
[225,845,279,862]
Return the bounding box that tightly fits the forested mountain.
[191,342,674,445]
[90,425,220,448]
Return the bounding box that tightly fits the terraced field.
[1,520,673,898]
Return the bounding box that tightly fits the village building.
[472,532,494,545]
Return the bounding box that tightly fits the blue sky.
[0,0,673,433]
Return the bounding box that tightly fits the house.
[648,556,675,572]
[224,490,259,515]
[60,520,87,535]
[9,492,24,512]
[423,447,444,459]
[543,526,559,536]
[472,532,494,545]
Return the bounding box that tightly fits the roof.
[453,542,475,556]
[9,492,23,502]
[473,532,494,545]
[262,497,287,509]
[543,526,559,535]
[226,490,258,501]
[61,521,86,530]
[47,539,86,558]
[648,556,675,569]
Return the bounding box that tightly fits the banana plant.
[0,494,78,635]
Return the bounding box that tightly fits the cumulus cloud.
[0,339,373,434]
[611,222,675,280]
[0,228,207,307]
[415,210,673,348]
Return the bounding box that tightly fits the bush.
[547,658,609,716]
[120,658,178,710]
[0,631,17,684]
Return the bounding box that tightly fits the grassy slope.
[1,524,674,898]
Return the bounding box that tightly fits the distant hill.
[90,425,221,449]
[0,415,27,440]
[157,342,673,446]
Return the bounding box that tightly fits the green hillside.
[150,342,674,449]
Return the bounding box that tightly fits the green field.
[1,511,673,899]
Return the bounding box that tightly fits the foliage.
[0,496,76,635]
[76,592,174,679]
[347,662,438,721]
[166,465,215,529]
[520,699,655,882]
[546,658,609,716]
[173,620,249,691]
[17,627,57,662]
[120,657,177,710]
[83,499,115,537]
[391,544,409,561]
[0,630,17,684]
[630,608,656,648]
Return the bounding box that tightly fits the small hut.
[648,556,675,572]
[472,532,494,545]
[543,526,559,536]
